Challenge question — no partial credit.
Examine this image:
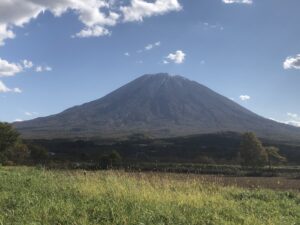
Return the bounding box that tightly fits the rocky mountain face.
[14,73,300,141]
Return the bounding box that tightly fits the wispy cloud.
[35,66,52,73]
[222,0,253,4]
[270,113,300,128]
[25,111,39,117]
[145,41,161,50]
[271,118,300,128]
[286,120,300,127]
[287,112,298,119]
[22,60,33,69]
[126,41,161,59]
[0,24,15,46]
[239,95,251,101]
[202,22,224,31]
[0,80,21,93]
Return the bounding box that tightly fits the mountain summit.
[14,73,300,141]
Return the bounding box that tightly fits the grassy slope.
[0,167,299,225]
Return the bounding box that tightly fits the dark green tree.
[8,141,29,164]
[239,132,268,168]
[99,150,122,169]
[109,151,122,164]
[29,145,49,164]
[265,146,286,169]
[0,122,28,164]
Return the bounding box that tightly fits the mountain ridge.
[14,73,300,141]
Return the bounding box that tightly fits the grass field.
[0,167,299,225]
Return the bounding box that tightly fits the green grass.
[0,167,299,225]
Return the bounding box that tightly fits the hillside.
[14,73,300,141]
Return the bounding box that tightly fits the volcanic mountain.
[14,73,300,141]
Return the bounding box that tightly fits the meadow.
[0,167,299,225]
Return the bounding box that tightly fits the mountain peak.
[140,73,187,80]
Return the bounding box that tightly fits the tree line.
[0,122,48,165]
[0,122,287,168]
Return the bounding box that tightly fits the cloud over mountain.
[165,50,186,64]
[239,95,251,101]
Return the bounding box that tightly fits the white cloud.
[0,80,10,93]
[13,87,22,93]
[145,41,160,50]
[0,80,21,93]
[136,41,161,53]
[285,113,300,127]
[25,111,38,116]
[239,95,251,101]
[283,54,300,70]
[0,24,15,46]
[269,117,300,127]
[222,0,253,4]
[73,25,111,38]
[14,118,23,122]
[0,0,182,44]
[0,0,119,43]
[165,50,186,64]
[121,0,182,22]
[287,112,298,119]
[25,112,33,116]
[0,58,23,77]
[35,65,52,72]
[45,66,52,71]
[35,66,42,72]
[286,120,300,127]
[124,52,130,56]
[23,59,33,69]
[1,58,47,76]
[202,22,224,31]
[145,45,153,50]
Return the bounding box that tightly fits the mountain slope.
[14,73,300,141]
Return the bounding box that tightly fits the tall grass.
[0,167,299,225]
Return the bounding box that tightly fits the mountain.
[14,73,300,141]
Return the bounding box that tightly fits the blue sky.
[0,0,300,126]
